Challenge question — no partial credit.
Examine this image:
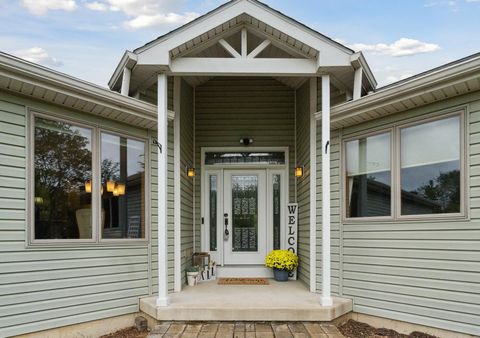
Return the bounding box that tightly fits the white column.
[173,77,182,292]
[309,78,317,293]
[353,67,363,100]
[321,74,333,307]
[120,67,131,96]
[157,73,170,307]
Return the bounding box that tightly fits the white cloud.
[21,0,77,15]
[83,0,200,29]
[85,1,108,11]
[14,47,63,67]
[348,38,440,57]
[125,12,200,29]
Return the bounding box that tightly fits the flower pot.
[273,268,289,281]
[186,272,198,286]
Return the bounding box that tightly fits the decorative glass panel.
[101,132,146,239]
[273,174,281,250]
[205,152,285,165]
[209,175,217,251]
[34,117,93,239]
[400,116,461,215]
[346,132,391,218]
[232,175,258,252]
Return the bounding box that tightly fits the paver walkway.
[147,322,344,338]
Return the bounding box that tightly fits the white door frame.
[200,147,289,267]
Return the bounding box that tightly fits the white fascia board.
[0,53,156,120]
[169,57,318,76]
[350,52,377,90]
[326,54,480,121]
[108,51,137,90]
[136,0,352,67]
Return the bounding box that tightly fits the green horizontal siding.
[0,92,153,337]
[317,91,480,336]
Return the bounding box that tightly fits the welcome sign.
[286,203,298,280]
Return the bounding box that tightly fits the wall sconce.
[186,166,196,178]
[106,180,115,192]
[85,181,92,193]
[113,186,119,196]
[295,165,304,178]
[34,197,44,205]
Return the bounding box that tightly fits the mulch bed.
[99,327,148,338]
[339,320,438,338]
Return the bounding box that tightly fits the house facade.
[0,0,479,337]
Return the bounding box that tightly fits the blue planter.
[273,268,289,281]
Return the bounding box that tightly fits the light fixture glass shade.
[106,180,115,192]
[85,180,92,193]
[187,167,196,178]
[117,183,126,195]
[113,186,119,196]
[295,166,304,178]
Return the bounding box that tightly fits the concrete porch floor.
[140,280,352,322]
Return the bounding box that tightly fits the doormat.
[217,278,269,285]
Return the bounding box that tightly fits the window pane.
[209,175,217,251]
[101,133,146,239]
[346,133,391,218]
[273,174,281,250]
[34,117,92,239]
[401,116,461,215]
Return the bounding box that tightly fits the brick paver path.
[147,322,344,338]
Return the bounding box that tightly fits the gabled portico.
[109,0,376,317]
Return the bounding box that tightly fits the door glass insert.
[273,174,281,250]
[232,175,258,252]
[209,175,217,251]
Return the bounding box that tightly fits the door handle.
[224,213,229,240]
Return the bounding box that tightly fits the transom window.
[205,152,285,165]
[31,113,147,244]
[344,112,464,220]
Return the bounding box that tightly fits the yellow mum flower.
[265,250,299,271]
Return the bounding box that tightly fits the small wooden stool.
[192,252,211,267]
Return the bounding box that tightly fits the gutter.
[0,52,156,121]
[325,52,480,123]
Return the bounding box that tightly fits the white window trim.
[342,109,467,223]
[27,110,150,247]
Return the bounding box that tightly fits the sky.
[0,0,479,88]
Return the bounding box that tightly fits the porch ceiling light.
[186,166,196,178]
[295,165,304,178]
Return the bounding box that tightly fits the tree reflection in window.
[34,117,92,239]
[400,116,461,215]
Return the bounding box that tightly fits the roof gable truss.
[171,15,316,61]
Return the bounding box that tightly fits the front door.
[223,170,267,265]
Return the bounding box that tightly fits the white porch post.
[309,77,317,293]
[353,67,363,100]
[120,67,131,96]
[157,73,170,307]
[321,74,333,307]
